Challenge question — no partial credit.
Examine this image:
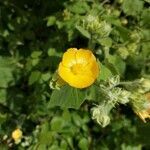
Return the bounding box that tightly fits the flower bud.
[141,79,150,92]
[132,92,150,122]
[113,9,121,17]
[83,15,111,38]
[121,18,128,25]
[127,43,138,54]
[92,105,110,127]
[117,47,129,59]
[108,76,120,88]
[119,90,130,104]
[136,110,150,123]
[130,31,142,43]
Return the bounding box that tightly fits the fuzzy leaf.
[122,0,144,16]
[76,26,91,39]
[114,25,130,42]
[68,2,90,14]
[105,54,126,76]
[98,64,112,80]
[49,85,86,109]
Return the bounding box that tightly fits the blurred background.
[0,0,150,149]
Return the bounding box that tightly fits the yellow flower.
[136,93,150,123]
[136,110,150,123]
[58,48,99,88]
[145,92,150,102]
[12,128,23,142]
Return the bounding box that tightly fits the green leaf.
[48,85,86,109]
[104,15,121,26]
[0,145,8,150]
[86,85,99,101]
[39,132,52,145]
[41,122,49,133]
[38,122,52,145]
[47,16,56,27]
[137,122,150,146]
[49,145,60,150]
[78,138,89,150]
[62,110,71,121]
[121,144,142,150]
[31,51,42,58]
[47,48,62,57]
[68,2,90,14]
[0,68,14,88]
[144,0,150,2]
[72,113,83,127]
[29,71,41,85]
[140,9,150,28]
[76,26,91,39]
[36,144,47,150]
[98,64,112,80]
[0,90,6,103]
[0,113,7,124]
[114,25,130,42]
[104,60,119,75]
[60,140,67,149]
[41,73,51,82]
[106,54,126,75]
[98,37,112,47]
[122,0,144,16]
[0,57,15,88]
[51,117,64,131]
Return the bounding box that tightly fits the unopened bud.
[141,79,150,92]
[132,92,150,123]
[117,47,129,59]
[92,106,110,127]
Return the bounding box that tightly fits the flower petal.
[58,63,95,88]
[76,49,96,65]
[84,59,99,79]
[70,74,95,88]
[62,48,77,67]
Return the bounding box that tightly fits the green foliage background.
[0,0,150,149]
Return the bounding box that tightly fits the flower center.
[71,64,84,75]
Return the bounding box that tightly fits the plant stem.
[88,35,95,50]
